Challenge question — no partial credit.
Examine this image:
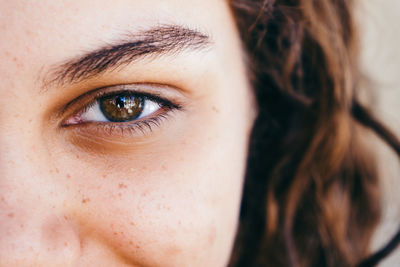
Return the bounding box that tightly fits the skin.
[0,0,255,266]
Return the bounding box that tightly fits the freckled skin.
[0,0,255,266]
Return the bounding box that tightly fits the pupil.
[115,96,125,108]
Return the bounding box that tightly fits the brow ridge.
[43,25,211,88]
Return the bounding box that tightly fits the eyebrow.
[41,25,212,88]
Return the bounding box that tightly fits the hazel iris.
[99,93,144,122]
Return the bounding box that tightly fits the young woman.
[0,0,398,266]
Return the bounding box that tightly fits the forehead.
[0,0,226,29]
[0,0,226,47]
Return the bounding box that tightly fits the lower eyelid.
[65,112,173,142]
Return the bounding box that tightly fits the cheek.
[47,52,254,265]
[57,117,247,266]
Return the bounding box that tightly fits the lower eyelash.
[88,112,171,137]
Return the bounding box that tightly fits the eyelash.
[90,113,170,136]
[62,88,182,136]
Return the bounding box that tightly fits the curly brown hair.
[227,1,400,266]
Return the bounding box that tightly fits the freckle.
[113,232,118,236]
[129,241,133,245]
[212,106,220,113]
[76,155,80,159]
[119,183,127,189]
[136,245,140,249]
[66,173,71,179]
[28,119,32,123]
[130,222,135,226]
[20,224,24,228]
[82,198,90,203]
[1,196,5,202]
[102,174,107,179]
[12,56,17,62]
[55,168,59,174]
[64,242,68,247]
[7,213,14,218]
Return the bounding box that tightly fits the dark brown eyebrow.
[41,25,212,88]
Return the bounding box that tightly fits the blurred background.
[358,0,400,265]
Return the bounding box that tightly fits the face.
[0,1,255,266]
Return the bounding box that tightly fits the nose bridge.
[0,114,59,211]
[0,125,81,266]
[0,19,81,265]
[0,123,54,216]
[0,125,40,190]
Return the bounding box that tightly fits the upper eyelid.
[60,83,183,119]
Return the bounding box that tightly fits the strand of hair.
[352,100,400,267]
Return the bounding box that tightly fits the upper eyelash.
[61,85,183,120]
[94,90,180,114]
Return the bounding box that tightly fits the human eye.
[61,84,182,137]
